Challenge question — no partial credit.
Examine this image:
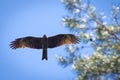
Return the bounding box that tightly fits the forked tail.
[42,49,47,60]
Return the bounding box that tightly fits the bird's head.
[43,34,47,38]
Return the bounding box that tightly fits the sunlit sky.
[0,0,119,80]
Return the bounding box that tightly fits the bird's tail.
[42,49,48,60]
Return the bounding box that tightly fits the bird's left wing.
[48,34,79,48]
[10,36,42,49]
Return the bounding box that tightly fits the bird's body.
[42,35,48,60]
[10,34,79,60]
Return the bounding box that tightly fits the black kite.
[10,34,79,60]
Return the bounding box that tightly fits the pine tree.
[56,0,120,80]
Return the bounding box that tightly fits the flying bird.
[10,34,79,60]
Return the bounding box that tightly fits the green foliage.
[57,0,120,80]
[72,52,120,80]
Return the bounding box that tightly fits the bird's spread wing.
[48,34,79,48]
[10,36,42,49]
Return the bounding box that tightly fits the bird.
[10,34,79,60]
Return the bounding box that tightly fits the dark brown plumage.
[10,34,79,60]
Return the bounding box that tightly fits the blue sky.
[0,0,120,80]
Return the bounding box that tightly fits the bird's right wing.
[10,36,42,49]
[48,34,79,48]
